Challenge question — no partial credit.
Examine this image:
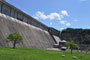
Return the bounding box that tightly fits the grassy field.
[0,47,90,60]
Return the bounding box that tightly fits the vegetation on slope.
[0,47,90,60]
[61,28,90,44]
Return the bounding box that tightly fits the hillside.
[61,28,90,44]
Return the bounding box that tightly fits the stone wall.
[0,13,55,49]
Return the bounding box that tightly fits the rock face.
[0,13,55,49]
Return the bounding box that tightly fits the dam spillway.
[0,13,56,49]
[0,0,61,49]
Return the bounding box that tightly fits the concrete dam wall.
[0,13,55,49]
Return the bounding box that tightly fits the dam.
[0,0,61,49]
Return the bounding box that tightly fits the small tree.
[66,40,79,54]
[6,32,23,49]
[85,45,90,54]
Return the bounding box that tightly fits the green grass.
[0,47,90,60]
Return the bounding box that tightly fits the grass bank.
[0,47,90,60]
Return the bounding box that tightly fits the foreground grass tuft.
[0,47,90,60]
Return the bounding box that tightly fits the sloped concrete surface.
[0,13,55,49]
[53,35,61,44]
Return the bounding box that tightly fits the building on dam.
[0,0,48,31]
[0,0,61,49]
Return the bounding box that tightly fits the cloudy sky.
[6,0,90,31]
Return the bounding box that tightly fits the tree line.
[61,28,90,44]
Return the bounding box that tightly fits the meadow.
[0,47,90,60]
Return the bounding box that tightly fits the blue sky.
[6,0,90,31]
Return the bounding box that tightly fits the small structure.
[61,47,67,50]
[59,40,67,50]
[53,40,67,50]
[59,40,67,47]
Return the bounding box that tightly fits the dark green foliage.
[6,32,23,48]
[48,27,60,36]
[66,40,79,54]
[85,46,90,53]
[61,28,90,44]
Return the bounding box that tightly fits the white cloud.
[35,11,47,20]
[66,23,71,26]
[50,22,53,25]
[60,28,65,31]
[47,13,62,20]
[74,19,78,22]
[33,10,69,21]
[34,11,63,20]
[33,10,71,27]
[60,20,71,27]
[80,0,88,2]
[60,20,66,24]
[61,10,69,16]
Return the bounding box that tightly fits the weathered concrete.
[0,13,55,49]
[53,35,61,44]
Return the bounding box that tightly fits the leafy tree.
[6,32,23,49]
[85,45,90,54]
[66,40,79,54]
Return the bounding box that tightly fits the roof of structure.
[0,1,48,28]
